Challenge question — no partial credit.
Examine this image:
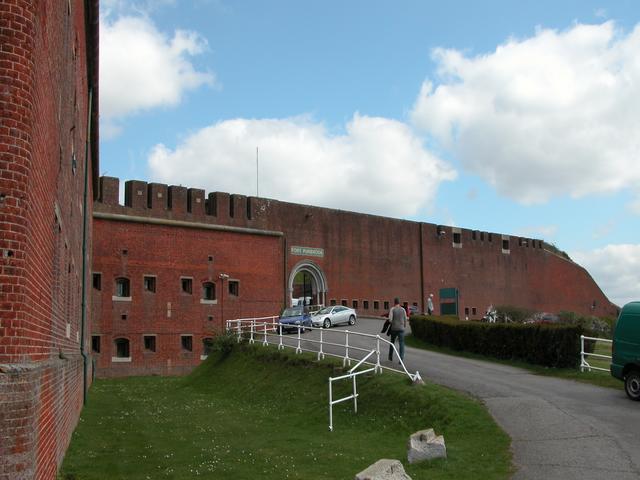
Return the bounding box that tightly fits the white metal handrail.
[580,335,612,372]
[225,318,421,383]
[328,349,377,431]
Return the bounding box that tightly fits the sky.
[99,0,640,308]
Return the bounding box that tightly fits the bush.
[410,315,583,368]
[495,305,535,323]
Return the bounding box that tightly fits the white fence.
[225,317,422,430]
[580,335,612,372]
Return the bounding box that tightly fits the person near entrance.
[388,298,407,362]
[426,294,434,315]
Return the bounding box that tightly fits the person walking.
[388,298,407,362]
[426,294,434,315]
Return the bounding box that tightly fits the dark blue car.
[277,306,312,333]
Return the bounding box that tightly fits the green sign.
[291,246,324,257]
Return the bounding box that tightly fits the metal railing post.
[262,321,268,346]
[343,330,351,367]
[352,375,358,414]
[580,335,585,372]
[328,378,333,432]
[236,320,242,343]
[249,319,256,344]
[375,335,382,374]
[317,328,325,360]
[296,325,302,354]
[278,322,284,350]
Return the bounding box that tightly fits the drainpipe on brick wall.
[79,88,93,405]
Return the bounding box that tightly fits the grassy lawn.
[60,342,512,480]
[406,335,622,390]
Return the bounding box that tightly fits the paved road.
[264,316,640,479]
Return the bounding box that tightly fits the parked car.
[610,301,640,400]
[277,306,312,333]
[312,305,357,328]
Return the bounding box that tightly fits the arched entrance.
[288,260,328,307]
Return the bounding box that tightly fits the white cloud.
[572,244,640,307]
[100,12,214,128]
[412,22,640,204]
[147,114,456,218]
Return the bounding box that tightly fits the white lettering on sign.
[290,246,324,257]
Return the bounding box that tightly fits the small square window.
[122,249,128,256]
[472,307,477,315]
[208,255,213,262]
[203,282,216,300]
[92,273,101,291]
[228,280,239,297]
[181,335,193,352]
[330,299,336,306]
[144,335,156,352]
[144,276,156,293]
[374,301,379,310]
[384,301,390,310]
[121,314,127,320]
[363,300,369,310]
[341,299,347,307]
[181,278,193,294]
[464,307,470,315]
[91,335,100,353]
[207,315,214,321]
[352,300,358,309]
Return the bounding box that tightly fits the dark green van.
[610,301,640,400]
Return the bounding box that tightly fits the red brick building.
[0,1,99,479]
[92,176,617,377]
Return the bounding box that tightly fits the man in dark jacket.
[388,298,407,362]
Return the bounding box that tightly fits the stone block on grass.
[355,458,412,480]
[407,428,446,463]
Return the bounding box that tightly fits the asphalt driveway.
[272,316,640,479]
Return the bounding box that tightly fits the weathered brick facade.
[92,177,617,377]
[0,1,99,478]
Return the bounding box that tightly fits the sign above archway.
[290,246,324,257]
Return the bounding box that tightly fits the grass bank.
[60,342,511,479]
[406,334,621,390]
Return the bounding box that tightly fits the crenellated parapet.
[95,177,261,228]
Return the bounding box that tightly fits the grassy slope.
[60,344,511,480]
[406,335,622,390]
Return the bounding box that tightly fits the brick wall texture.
[0,1,97,479]
[92,177,618,377]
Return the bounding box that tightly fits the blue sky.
[99,0,640,307]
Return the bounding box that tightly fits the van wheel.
[625,370,640,401]
[348,315,356,326]
[323,318,331,329]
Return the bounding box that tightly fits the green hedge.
[409,315,583,368]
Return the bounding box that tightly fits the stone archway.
[288,260,328,307]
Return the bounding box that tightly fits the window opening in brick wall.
[472,230,477,240]
[115,338,130,358]
[144,276,156,293]
[374,301,380,310]
[203,337,214,355]
[208,255,213,262]
[91,336,101,353]
[502,239,510,252]
[453,232,462,245]
[181,278,193,294]
[228,280,239,297]
[203,282,216,300]
[92,273,101,290]
[122,249,128,256]
[480,231,485,241]
[229,198,235,218]
[181,335,193,352]
[143,335,156,352]
[341,299,348,307]
[472,307,477,315]
[207,315,214,321]
[121,314,127,320]
[488,233,493,242]
[464,307,470,315]
[384,301,390,310]
[363,300,369,310]
[330,299,336,306]
[115,277,130,297]
[352,300,358,309]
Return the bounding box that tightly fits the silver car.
[312,306,357,328]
